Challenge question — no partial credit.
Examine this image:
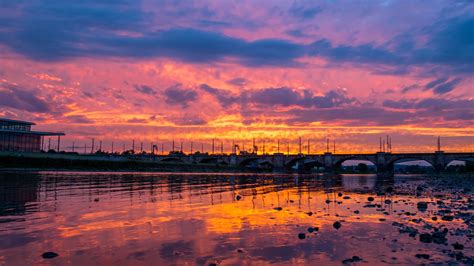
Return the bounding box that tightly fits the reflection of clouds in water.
[341,175,377,190]
[0,172,470,265]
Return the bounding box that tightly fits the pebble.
[342,256,362,264]
[367,197,375,202]
[452,242,464,250]
[333,221,342,229]
[417,202,428,211]
[415,254,430,259]
[298,233,306,239]
[42,252,58,259]
[441,215,454,221]
[419,233,432,243]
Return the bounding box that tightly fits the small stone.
[274,207,282,211]
[343,196,351,200]
[235,195,242,201]
[419,233,432,243]
[338,192,343,197]
[452,242,464,250]
[354,210,360,214]
[384,200,391,204]
[417,202,428,211]
[333,221,342,229]
[306,212,313,216]
[94,198,99,202]
[415,254,430,259]
[325,200,331,204]
[442,215,454,221]
[298,233,306,239]
[367,197,375,202]
[342,256,362,264]
[42,252,58,259]
[432,217,438,221]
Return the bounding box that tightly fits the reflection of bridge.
[154,151,474,172]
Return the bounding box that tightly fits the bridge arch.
[284,157,306,169]
[198,157,229,165]
[386,157,435,173]
[284,157,322,171]
[239,157,273,169]
[333,156,378,174]
[445,155,474,171]
[238,157,260,167]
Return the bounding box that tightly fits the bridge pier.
[434,151,445,172]
[272,154,286,169]
[229,154,238,166]
[324,152,333,172]
[376,152,387,173]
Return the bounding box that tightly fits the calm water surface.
[0,172,472,265]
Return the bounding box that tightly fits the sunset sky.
[0,0,473,153]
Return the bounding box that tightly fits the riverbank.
[0,152,246,173]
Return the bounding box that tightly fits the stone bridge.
[151,151,474,173]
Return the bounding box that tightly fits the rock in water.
[441,215,453,221]
[417,202,428,211]
[367,197,375,202]
[419,233,432,243]
[42,252,58,259]
[342,256,362,264]
[298,233,306,239]
[333,221,342,229]
[415,254,430,259]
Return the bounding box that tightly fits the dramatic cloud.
[134,85,157,95]
[0,84,51,113]
[199,84,240,107]
[423,77,463,94]
[1,1,472,74]
[245,88,355,108]
[64,115,94,124]
[432,78,463,94]
[164,84,198,108]
[0,1,472,151]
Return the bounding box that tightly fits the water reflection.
[0,172,470,265]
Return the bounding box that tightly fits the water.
[0,171,472,265]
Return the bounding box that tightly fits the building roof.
[0,129,65,136]
[0,118,36,125]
